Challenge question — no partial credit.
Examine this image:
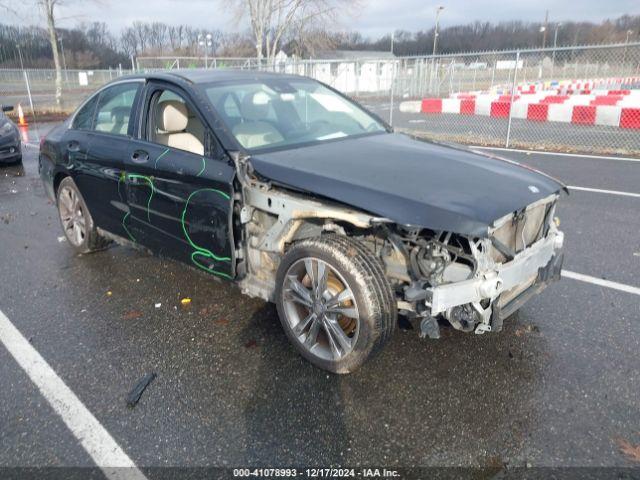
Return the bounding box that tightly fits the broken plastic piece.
[180,297,191,306]
[419,317,440,339]
[475,323,492,335]
[126,372,156,408]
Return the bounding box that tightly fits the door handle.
[67,141,80,152]
[131,150,149,164]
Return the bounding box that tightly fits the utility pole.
[541,10,549,48]
[537,10,549,79]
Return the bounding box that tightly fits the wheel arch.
[53,171,70,197]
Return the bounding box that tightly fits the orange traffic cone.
[17,103,28,127]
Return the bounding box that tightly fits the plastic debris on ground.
[126,372,157,408]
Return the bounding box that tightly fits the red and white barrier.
[403,91,640,129]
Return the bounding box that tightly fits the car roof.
[114,69,306,86]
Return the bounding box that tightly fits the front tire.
[56,176,110,253]
[276,234,397,374]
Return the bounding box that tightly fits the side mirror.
[1,105,14,113]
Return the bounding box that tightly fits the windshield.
[203,78,386,152]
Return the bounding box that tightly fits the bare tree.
[225,0,354,62]
[38,0,63,107]
[120,26,140,56]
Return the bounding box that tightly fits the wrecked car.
[39,70,565,373]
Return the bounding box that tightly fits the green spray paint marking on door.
[122,211,136,242]
[118,172,154,222]
[196,157,206,177]
[180,188,232,279]
[154,148,170,169]
[126,174,155,222]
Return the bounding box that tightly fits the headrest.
[156,100,188,132]
[240,91,271,121]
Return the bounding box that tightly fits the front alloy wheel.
[276,235,396,374]
[282,257,360,361]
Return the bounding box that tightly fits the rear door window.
[93,83,140,136]
[72,95,99,130]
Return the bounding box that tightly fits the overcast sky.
[6,0,639,37]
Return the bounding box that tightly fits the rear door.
[123,81,236,279]
[70,81,143,236]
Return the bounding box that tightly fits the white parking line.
[562,270,640,296]
[568,186,640,198]
[0,309,148,480]
[470,146,640,163]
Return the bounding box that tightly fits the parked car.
[39,70,566,373]
[0,105,22,164]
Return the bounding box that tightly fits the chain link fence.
[0,68,131,117]
[391,43,640,156]
[1,43,639,156]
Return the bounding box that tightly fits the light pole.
[553,23,561,50]
[389,31,395,126]
[432,6,444,56]
[16,43,25,71]
[430,6,444,94]
[538,22,547,79]
[198,33,213,68]
[622,30,634,71]
[551,22,562,74]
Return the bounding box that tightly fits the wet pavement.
[0,124,639,472]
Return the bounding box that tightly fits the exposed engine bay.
[232,152,564,340]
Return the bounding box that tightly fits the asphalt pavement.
[0,124,639,476]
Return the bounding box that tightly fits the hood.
[249,133,565,237]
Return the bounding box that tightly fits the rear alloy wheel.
[276,235,396,373]
[56,176,110,253]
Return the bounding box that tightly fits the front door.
[123,83,236,279]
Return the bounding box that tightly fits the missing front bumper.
[426,231,564,319]
[490,252,563,331]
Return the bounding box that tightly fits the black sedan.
[39,70,565,373]
[0,105,21,164]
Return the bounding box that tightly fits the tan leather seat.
[155,100,204,155]
[232,92,284,149]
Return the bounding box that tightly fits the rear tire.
[275,234,397,374]
[56,176,110,253]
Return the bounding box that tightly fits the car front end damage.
[234,144,564,340]
[377,194,564,337]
